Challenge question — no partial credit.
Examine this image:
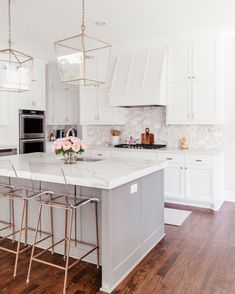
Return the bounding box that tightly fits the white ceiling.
[0,0,235,60]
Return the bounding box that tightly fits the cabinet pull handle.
[188,76,191,79]
[195,159,202,162]
[97,154,103,156]
[185,167,188,170]
[166,158,173,160]
[180,167,183,170]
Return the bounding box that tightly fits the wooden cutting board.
[141,128,154,144]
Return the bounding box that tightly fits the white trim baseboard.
[224,190,235,202]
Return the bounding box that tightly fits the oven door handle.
[20,139,45,143]
[20,115,45,119]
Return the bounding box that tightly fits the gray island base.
[0,153,167,293]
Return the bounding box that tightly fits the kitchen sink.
[76,157,103,162]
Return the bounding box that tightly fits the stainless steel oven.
[19,110,45,139]
[19,110,46,154]
[19,139,45,154]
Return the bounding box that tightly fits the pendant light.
[54,0,111,86]
[0,0,33,92]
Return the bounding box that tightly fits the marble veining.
[0,153,168,190]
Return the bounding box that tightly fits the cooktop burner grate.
[114,144,167,150]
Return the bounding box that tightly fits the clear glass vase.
[63,151,77,164]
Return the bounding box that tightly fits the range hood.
[109,47,167,107]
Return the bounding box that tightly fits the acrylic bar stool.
[0,160,54,277]
[26,161,100,294]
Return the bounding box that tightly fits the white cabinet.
[166,38,223,124]
[185,165,213,202]
[109,47,167,107]
[157,152,224,210]
[46,64,79,125]
[111,150,157,160]
[79,87,125,125]
[20,59,47,110]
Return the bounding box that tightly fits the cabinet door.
[79,88,99,124]
[65,89,79,125]
[167,43,192,83]
[164,163,185,200]
[52,89,66,125]
[191,39,218,123]
[185,165,213,202]
[192,81,217,122]
[80,87,125,125]
[98,88,125,124]
[166,43,192,124]
[192,39,216,81]
[167,83,192,123]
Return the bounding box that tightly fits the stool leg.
[64,209,68,260]
[24,200,29,246]
[95,201,100,269]
[50,203,54,254]
[26,203,43,283]
[11,198,15,243]
[13,199,26,278]
[63,209,74,294]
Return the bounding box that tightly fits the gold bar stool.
[26,161,100,294]
[0,160,54,277]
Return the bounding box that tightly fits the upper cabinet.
[20,58,47,111]
[46,64,79,125]
[166,38,224,124]
[109,47,167,107]
[79,87,125,125]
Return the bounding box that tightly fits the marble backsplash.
[85,107,225,149]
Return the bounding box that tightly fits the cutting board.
[141,128,154,144]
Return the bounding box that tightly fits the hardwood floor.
[0,202,235,293]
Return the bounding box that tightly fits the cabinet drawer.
[112,150,157,160]
[157,153,184,163]
[185,154,214,165]
[89,149,112,159]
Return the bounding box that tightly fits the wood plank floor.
[0,202,235,293]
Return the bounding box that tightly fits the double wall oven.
[19,110,46,154]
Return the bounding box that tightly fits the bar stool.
[26,161,100,294]
[0,160,54,277]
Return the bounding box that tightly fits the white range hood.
[109,47,167,107]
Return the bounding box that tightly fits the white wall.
[224,37,235,196]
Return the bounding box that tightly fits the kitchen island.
[0,153,167,293]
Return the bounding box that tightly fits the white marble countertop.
[87,145,223,156]
[0,144,18,150]
[0,153,168,190]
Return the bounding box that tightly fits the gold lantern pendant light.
[0,0,33,92]
[54,0,111,86]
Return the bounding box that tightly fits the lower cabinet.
[157,152,224,210]
[87,147,224,210]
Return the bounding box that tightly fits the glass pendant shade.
[0,48,33,92]
[0,0,33,92]
[55,32,111,86]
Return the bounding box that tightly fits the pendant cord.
[8,0,12,49]
[81,0,85,31]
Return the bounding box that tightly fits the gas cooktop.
[114,144,167,150]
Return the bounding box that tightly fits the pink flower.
[72,141,81,152]
[80,141,86,150]
[69,136,81,144]
[62,140,72,151]
[53,141,62,151]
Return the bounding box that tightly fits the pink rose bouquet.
[52,137,86,157]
